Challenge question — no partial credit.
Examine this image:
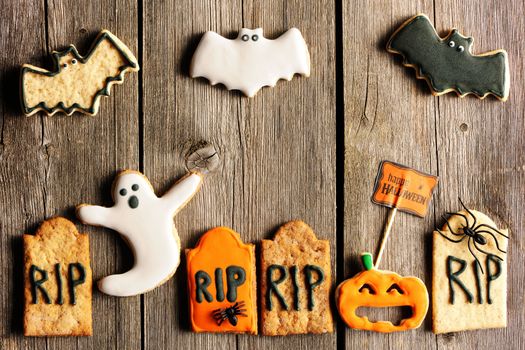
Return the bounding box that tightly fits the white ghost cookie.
[190,28,310,97]
[77,170,203,297]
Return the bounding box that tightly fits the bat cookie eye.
[457,45,464,52]
[241,34,249,42]
[119,188,127,196]
[132,184,139,191]
[251,34,259,41]
[448,41,455,48]
[71,59,77,64]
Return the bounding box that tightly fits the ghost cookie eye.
[119,188,127,196]
[241,34,249,41]
[132,184,139,191]
[251,35,259,41]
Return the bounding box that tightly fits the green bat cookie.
[387,14,509,101]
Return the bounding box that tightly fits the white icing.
[77,171,203,297]
[190,28,310,97]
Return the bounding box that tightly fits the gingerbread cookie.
[261,221,333,335]
[77,171,203,297]
[21,30,139,116]
[336,252,428,333]
[190,28,310,97]
[24,217,92,336]
[387,14,509,101]
[186,227,257,334]
[433,199,509,333]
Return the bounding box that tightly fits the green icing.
[361,252,374,271]
[266,264,288,311]
[29,265,51,304]
[214,268,225,302]
[473,260,483,304]
[486,254,502,304]
[55,263,64,305]
[226,266,246,302]
[67,263,86,305]
[195,271,213,303]
[388,15,507,99]
[20,31,138,115]
[290,266,300,311]
[447,256,473,304]
[304,265,324,311]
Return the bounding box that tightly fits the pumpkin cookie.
[260,220,333,335]
[336,252,428,333]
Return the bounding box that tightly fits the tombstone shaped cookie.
[261,220,333,335]
[186,227,257,334]
[433,200,509,333]
[24,217,92,336]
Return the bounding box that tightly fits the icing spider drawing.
[436,198,508,273]
[212,301,247,326]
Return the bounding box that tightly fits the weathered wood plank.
[142,0,336,349]
[0,0,141,349]
[433,1,525,349]
[0,1,48,349]
[342,1,438,349]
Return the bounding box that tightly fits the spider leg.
[473,240,504,264]
[237,312,248,317]
[446,212,471,229]
[441,215,464,236]
[474,224,509,239]
[437,228,466,243]
[458,197,477,228]
[476,230,507,254]
[468,237,484,274]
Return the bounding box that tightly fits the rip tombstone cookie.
[24,217,92,336]
[433,200,509,333]
[261,220,333,335]
[21,30,139,116]
[186,227,257,334]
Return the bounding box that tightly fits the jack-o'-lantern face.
[336,253,429,333]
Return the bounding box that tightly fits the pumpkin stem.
[361,252,374,271]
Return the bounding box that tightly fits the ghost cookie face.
[190,27,310,97]
[77,170,203,297]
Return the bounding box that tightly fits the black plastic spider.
[212,301,247,326]
[437,198,508,273]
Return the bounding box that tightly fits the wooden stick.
[374,208,397,268]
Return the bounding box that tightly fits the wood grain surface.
[0,0,523,349]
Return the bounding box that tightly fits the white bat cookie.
[77,171,202,297]
[190,28,310,97]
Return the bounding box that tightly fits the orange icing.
[186,227,257,334]
[337,268,429,333]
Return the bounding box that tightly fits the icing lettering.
[29,263,86,305]
[265,264,325,311]
[446,255,503,305]
[194,266,247,303]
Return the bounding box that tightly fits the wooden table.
[1,0,523,349]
